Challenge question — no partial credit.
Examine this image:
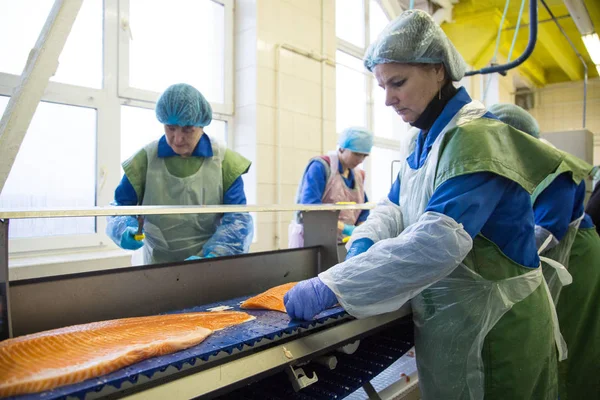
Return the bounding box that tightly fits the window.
[336,0,410,201]
[0,0,234,254]
[0,0,103,88]
[336,51,367,131]
[125,0,225,103]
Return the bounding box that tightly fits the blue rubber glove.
[185,255,202,261]
[345,238,374,260]
[204,253,217,258]
[120,227,144,250]
[284,277,338,320]
[342,224,356,236]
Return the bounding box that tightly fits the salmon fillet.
[240,282,297,312]
[0,311,253,397]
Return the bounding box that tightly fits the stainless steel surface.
[0,220,10,339]
[364,381,383,400]
[119,306,411,400]
[303,210,340,272]
[10,248,318,336]
[0,203,373,219]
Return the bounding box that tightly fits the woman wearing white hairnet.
[106,83,254,264]
[284,10,566,400]
[489,103,600,400]
[288,127,374,247]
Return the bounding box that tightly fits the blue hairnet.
[338,126,374,154]
[363,9,467,81]
[155,83,212,127]
[488,103,540,138]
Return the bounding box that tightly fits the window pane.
[368,146,401,202]
[0,0,102,88]
[0,97,96,238]
[128,0,225,103]
[336,0,364,47]
[120,106,227,164]
[336,51,366,132]
[372,77,411,140]
[369,0,389,43]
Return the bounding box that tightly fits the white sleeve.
[347,197,404,248]
[320,211,473,319]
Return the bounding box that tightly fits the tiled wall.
[528,79,600,164]
[236,0,337,252]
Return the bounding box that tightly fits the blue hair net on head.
[488,103,540,138]
[338,126,374,154]
[363,9,467,81]
[155,83,212,127]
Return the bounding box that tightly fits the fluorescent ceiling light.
[563,0,594,35]
[582,33,600,64]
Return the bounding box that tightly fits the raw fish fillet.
[0,311,253,397]
[240,282,297,312]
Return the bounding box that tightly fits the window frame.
[116,0,235,116]
[0,0,234,254]
[336,0,403,199]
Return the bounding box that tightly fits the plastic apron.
[134,138,224,265]
[538,217,580,305]
[288,151,365,248]
[398,101,565,400]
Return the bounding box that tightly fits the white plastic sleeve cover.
[346,197,404,249]
[321,211,473,319]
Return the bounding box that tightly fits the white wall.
[236,0,337,252]
[528,79,600,164]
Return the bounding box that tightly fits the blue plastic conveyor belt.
[8,295,350,400]
[215,316,415,400]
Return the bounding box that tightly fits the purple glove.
[284,277,338,320]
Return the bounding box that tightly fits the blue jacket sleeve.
[425,172,508,238]
[533,172,576,241]
[299,161,328,204]
[202,176,253,256]
[114,175,138,205]
[387,176,401,205]
[357,192,369,223]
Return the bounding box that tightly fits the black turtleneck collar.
[411,81,458,132]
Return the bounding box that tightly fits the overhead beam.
[0,0,83,194]
[519,12,583,81]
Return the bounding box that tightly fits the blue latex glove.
[342,224,356,236]
[345,238,374,260]
[120,227,144,250]
[185,255,202,261]
[284,277,338,320]
[205,253,217,258]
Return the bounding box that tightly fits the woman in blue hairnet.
[489,103,600,400]
[106,83,253,264]
[284,10,566,400]
[288,127,374,247]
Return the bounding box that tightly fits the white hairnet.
[363,9,467,81]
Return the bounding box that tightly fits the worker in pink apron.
[288,127,374,248]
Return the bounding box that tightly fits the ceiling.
[440,0,600,87]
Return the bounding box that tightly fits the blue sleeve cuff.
[387,176,401,205]
[223,176,247,205]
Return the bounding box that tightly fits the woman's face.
[164,125,204,157]
[373,63,445,124]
